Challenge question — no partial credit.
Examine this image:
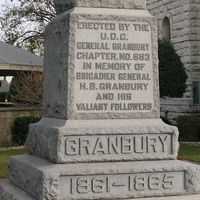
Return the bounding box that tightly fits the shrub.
[12,116,40,145]
[158,40,187,97]
[177,115,200,141]
[0,92,8,102]
[161,116,173,125]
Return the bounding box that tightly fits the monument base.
[26,118,179,163]
[4,154,200,200]
[1,179,200,200]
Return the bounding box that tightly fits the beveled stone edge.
[2,179,200,200]
[26,118,179,163]
[8,156,200,200]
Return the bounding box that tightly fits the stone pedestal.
[26,118,179,163]
[2,180,200,200]
[1,1,200,200]
[6,155,200,200]
[1,155,200,200]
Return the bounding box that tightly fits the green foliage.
[12,116,40,145]
[0,92,8,102]
[161,116,172,125]
[177,115,200,141]
[158,40,187,97]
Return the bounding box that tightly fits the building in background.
[0,41,43,102]
[0,41,43,76]
[0,41,42,146]
[147,0,200,122]
[0,77,9,93]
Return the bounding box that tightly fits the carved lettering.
[64,172,184,198]
[65,134,172,158]
[73,17,155,115]
[70,176,109,195]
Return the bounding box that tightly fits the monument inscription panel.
[63,133,174,162]
[69,15,159,119]
[60,171,184,199]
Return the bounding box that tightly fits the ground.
[178,144,200,162]
[0,148,27,178]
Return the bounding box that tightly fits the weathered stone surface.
[0,180,33,200]
[26,118,179,163]
[8,155,200,200]
[43,7,160,120]
[2,180,200,200]
[54,0,146,14]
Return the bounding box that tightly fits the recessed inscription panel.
[60,171,185,199]
[72,16,157,118]
[63,133,174,162]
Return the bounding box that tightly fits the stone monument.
[1,0,200,199]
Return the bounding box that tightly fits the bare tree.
[0,0,56,54]
[9,71,43,105]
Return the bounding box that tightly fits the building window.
[193,81,200,104]
[162,17,171,41]
[0,81,2,87]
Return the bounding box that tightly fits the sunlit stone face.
[54,0,146,14]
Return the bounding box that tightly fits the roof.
[0,41,43,73]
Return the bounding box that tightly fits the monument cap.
[54,0,146,14]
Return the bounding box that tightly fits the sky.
[0,0,22,82]
[0,0,18,15]
[0,0,11,13]
[0,0,16,36]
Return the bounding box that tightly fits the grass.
[178,143,200,163]
[0,144,200,178]
[0,148,27,178]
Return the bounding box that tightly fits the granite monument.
[1,0,200,200]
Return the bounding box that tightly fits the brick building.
[147,0,200,121]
